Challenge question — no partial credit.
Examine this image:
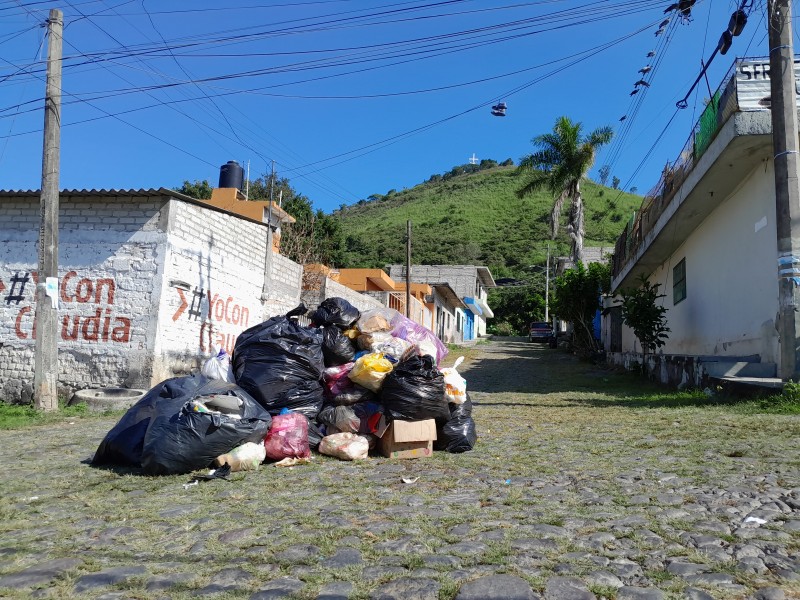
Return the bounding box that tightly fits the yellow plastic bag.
[348,352,393,392]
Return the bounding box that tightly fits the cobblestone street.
[0,338,798,599]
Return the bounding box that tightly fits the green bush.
[489,321,516,336]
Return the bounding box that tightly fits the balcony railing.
[612,60,742,280]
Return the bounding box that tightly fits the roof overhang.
[477,266,496,288]
[430,282,467,309]
[474,296,494,318]
[335,268,397,292]
[463,297,483,315]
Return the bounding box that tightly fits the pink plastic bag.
[263,412,310,461]
[390,313,448,365]
[323,363,355,397]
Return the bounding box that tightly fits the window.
[673,258,686,305]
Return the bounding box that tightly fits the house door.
[464,311,475,341]
[609,306,622,352]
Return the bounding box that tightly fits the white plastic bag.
[441,356,467,404]
[201,346,234,382]
[214,441,266,471]
[319,432,370,461]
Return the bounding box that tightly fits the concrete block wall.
[302,277,385,316]
[0,193,305,403]
[151,200,272,382]
[0,196,168,402]
[267,253,303,317]
[388,265,480,300]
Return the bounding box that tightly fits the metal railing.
[612,61,741,279]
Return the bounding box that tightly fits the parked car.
[528,321,553,343]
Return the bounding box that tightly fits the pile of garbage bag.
[93,299,476,476]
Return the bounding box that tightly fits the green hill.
[336,163,641,279]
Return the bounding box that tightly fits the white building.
[607,58,790,387]
[387,264,496,341]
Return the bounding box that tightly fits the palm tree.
[517,116,613,264]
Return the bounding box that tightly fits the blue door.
[464,310,475,341]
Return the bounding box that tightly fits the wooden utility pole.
[405,220,411,318]
[33,9,63,411]
[262,160,275,303]
[545,242,550,323]
[769,0,800,380]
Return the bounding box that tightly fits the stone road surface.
[0,337,798,599]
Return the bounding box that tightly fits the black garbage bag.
[93,375,205,467]
[93,375,272,474]
[141,378,272,475]
[317,401,382,434]
[307,419,324,451]
[310,297,360,328]
[332,382,377,406]
[435,394,477,453]
[322,326,356,366]
[380,354,449,422]
[232,304,326,419]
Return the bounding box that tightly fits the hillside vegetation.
[336,163,641,278]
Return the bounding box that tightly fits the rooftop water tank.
[218,160,244,190]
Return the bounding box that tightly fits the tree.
[618,274,670,362]
[612,176,620,190]
[175,179,212,199]
[598,165,611,186]
[517,116,613,263]
[247,173,344,268]
[487,285,546,335]
[630,186,638,194]
[551,262,610,358]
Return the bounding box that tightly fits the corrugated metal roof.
[0,188,174,197]
[0,188,274,227]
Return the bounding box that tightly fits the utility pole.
[262,160,275,303]
[34,9,62,412]
[405,220,411,318]
[545,243,550,323]
[769,0,800,380]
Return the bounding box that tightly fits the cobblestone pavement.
[0,338,799,599]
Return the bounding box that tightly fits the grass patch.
[0,401,89,429]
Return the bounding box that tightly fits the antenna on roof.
[245,160,250,199]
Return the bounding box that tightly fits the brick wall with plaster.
[0,191,303,403]
[0,193,169,402]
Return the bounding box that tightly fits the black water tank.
[218,160,244,190]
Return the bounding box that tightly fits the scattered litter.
[184,464,232,487]
[182,480,198,490]
[273,456,312,468]
[743,516,767,525]
[401,477,419,484]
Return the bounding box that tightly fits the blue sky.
[0,0,777,213]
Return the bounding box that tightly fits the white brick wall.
[0,194,304,402]
[0,198,168,401]
[150,201,302,382]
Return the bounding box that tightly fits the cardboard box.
[379,418,437,459]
